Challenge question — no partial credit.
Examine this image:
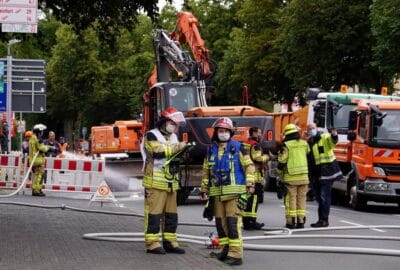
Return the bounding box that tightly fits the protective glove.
[237,193,248,210]
[47,146,56,152]
[202,197,214,221]
[276,178,286,200]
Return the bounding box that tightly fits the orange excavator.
[142,11,275,204]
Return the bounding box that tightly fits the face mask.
[308,129,317,137]
[166,123,177,133]
[218,132,230,142]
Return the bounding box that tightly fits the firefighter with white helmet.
[201,117,255,266]
[29,124,54,196]
[142,107,187,254]
[277,123,310,229]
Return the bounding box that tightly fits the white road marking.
[340,220,386,233]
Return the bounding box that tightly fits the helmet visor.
[168,111,186,126]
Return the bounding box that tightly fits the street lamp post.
[6,39,21,153]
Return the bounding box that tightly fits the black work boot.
[210,245,228,261]
[296,223,304,229]
[253,221,265,230]
[243,220,254,231]
[285,223,295,229]
[38,190,46,197]
[146,247,166,255]
[310,220,329,228]
[163,241,185,254]
[224,256,243,266]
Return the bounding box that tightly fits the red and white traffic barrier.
[0,153,23,189]
[37,157,105,193]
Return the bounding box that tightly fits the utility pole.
[6,39,21,152]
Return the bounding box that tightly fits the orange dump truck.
[335,99,400,210]
[91,120,143,158]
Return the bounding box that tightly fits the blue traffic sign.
[0,82,6,112]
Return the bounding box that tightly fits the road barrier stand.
[0,153,22,190]
[24,157,105,194]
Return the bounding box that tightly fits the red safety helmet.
[161,107,186,126]
[212,117,234,130]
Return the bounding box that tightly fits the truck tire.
[349,185,367,211]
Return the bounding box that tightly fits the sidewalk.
[0,195,226,270]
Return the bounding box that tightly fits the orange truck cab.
[342,100,400,209]
[91,120,142,158]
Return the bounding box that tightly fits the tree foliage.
[370,0,400,85]
[277,0,378,92]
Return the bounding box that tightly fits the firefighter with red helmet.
[201,117,255,266]
[142,107,187,254]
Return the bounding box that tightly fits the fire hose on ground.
[2,160,400,256]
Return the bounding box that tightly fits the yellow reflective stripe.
[163,232,177,241]
[229,239,242,247]
[230,159,236,185]
[219,237,229,245]
[284,195,290,215]
[209,187,222,196]
[252,195,257,213]
[145,233,160,241]
[143,176,179,191]
[297,209,306,216]
[221,185,246,194]
[243,212,257,218]
[246,174,255,182]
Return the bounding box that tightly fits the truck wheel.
[349,185,366,211]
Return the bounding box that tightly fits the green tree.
[46,25,102,142]
[370,0,400,87]
[277,0,378,93]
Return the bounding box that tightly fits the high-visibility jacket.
[201,140,255,197]
[29,134,49,166]
[142,128,181,191]
[278,139,309,183]
[244,138,268,182]
[312,133,336,165]
[311,133,342,181]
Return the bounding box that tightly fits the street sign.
[0,0,37,7]
[2,23,37,33]
[12,80,45,92]
[0,7,37,23]
[12,92,45,112]
[0,83,6,112]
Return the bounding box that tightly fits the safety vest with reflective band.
[205,140,253,196]
[279,139,309,183]
[312,133,342,181]
[244,138,268,182]
[29,134,49,166]
[143,128,180,191]
[312,133,336,165]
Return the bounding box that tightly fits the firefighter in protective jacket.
[142,107,187,255]
[278,124,310,229]
[242,126,269,230]
[201,117,255,266]
[29,124,53,196]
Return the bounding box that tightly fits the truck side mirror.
[347,131,356,141]
[348,111,358,130]
[113,126,120,138]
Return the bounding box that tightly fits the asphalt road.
[104,160,400,270]
[1,161,400,269]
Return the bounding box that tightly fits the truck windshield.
[333,104,355,131]
[167,85,198,113]
[371,110,400,147]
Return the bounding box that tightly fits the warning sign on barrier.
[89,180,118,207]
